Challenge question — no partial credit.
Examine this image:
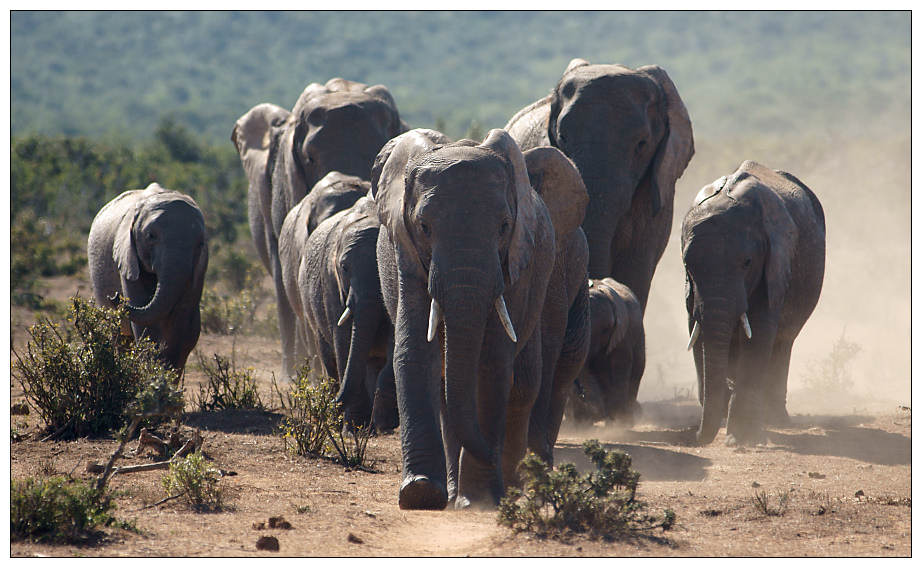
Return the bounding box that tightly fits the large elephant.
[232,78,407,375]
[682,160,825,446]
[505,58,695,310]
[278,171,370,372]
[567,278,645,427]
[87,183,208,376]
[294,195,397,432]
[373,128,588,510]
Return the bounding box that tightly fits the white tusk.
[687,321,700,351]
[495,296,517,343]
[337,306,352,327]
[741,313,752,339]
[427,299,442,342]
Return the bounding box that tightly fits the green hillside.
[11,11,910,144]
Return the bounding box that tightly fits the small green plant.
[750,488,791,516]
[11,476,118,543]
[801,330,862,394]
[280,367,342,457]
[12,297,180,439]
[161,451,223,510]
[192,349,264,412]
[499,439,675,540]
[328,424,377,471]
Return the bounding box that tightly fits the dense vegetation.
[12,11,910,143]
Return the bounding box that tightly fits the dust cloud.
[637,133,912,418]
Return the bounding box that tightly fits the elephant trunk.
[576,170,633,279]
[123,259,190,328]
[335,290,381,428]
[430,254,503,468]
[694,293,738,444]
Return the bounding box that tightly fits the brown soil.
[9,276,912,557]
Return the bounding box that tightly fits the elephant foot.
[371,388,399,433]
[725,428,767,447]
[399,475,448,510]
[763,406,791,426]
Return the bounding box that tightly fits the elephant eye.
[146,232,157,242]
[635,139,648,155]
[499,220,510,237]
[419,222,431,238]
[742,258,752,270]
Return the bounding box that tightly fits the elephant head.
[373,128,553,508]
[546,59,694,279]
[682,162,799,444]
[112,183,208,370]
[586,278,640,422]
[272,78,407,229]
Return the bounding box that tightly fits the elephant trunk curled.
[123,256,192,328]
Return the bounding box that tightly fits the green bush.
[12,297,180,439]
[161,451,223,510]
[192,350,264,412]
[10,476,118,543]
[280,367,342,458]
[498,439,675,540]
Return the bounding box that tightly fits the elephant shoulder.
[505,97,552,150]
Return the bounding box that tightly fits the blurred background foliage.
[10,11,911,402]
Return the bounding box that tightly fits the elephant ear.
[113,201,141,282]
[371,129,451,269]
[231,103,291,183]
[736,161,800,312]
[480,129,541,288]
[564,57,591,75]
[274,120,310,214]
[638,65,695,219]
[523,146,588,252]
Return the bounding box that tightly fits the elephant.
[232,78,407,375]
[682,160,825,446]
[505,58,695,311]
[372,128,589,510]
[278,171,371,372]
[87,183,208,376]
[292,195,398,433]
[567,278,645,427]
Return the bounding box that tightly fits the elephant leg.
[527,339,558,465]
[394,279,447,511]
[271,245,298,377]
[372,345,399,432]
[456,330,522,510]
[763,340,794,425]
[725,325,775,446]
[502,333,543,492]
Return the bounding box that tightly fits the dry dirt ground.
[9,276,913,557]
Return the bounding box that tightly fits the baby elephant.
[87,183,208,376]
[568,278,645,427]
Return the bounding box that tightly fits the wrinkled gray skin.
[521,147,591,467]
[506,58,695,311]
[293,195,397,433]
[682,160,825,446]
[232,78,407,375]
[87,183,208,376]
[373,129,587,510]
[278,171,370,370]
[567,278,645,427]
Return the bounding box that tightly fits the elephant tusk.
[337,306,352,327]
[427,299,442,342]
[687,321,700,351]
[741,313,752,339]
[495,296,517,343]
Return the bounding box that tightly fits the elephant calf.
[683,160,825,446]
[567,278,645,427]
[87,183,208,376]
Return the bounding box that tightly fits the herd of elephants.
[85,58,826,511]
